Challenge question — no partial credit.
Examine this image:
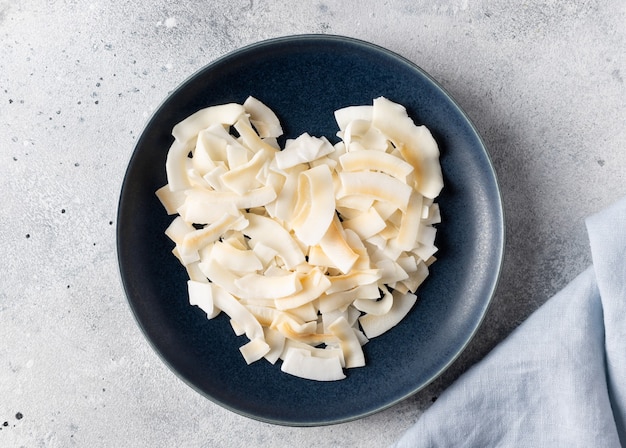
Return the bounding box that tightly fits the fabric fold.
[393,196,626,448]
[586,196,626,447]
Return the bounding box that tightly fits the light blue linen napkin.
[393,196,626,448]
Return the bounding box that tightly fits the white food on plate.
[156,96,443,381]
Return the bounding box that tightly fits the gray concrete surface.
[1,1,624,447]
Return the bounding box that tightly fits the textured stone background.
[0,1,624,446]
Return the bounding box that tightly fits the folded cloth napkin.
[393,196,626,448]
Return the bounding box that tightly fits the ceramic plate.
[117,35,504,426]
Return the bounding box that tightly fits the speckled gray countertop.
[1,1,624,447]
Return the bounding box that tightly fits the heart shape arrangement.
[155,96,443,381]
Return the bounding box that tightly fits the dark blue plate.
[117,35,504,426]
